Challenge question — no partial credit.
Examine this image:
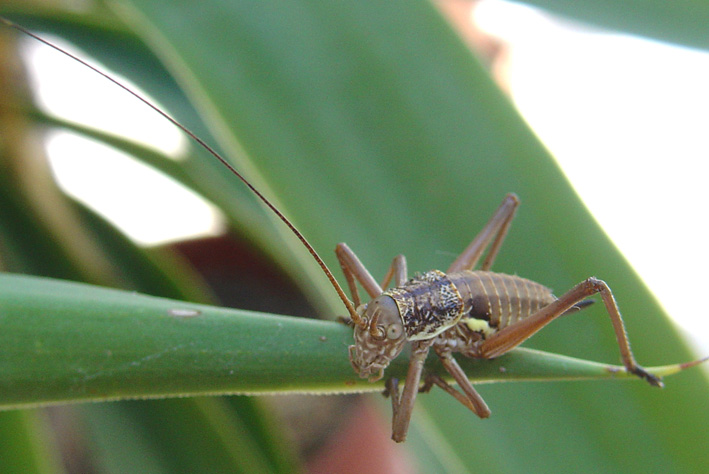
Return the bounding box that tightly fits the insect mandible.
[2,17,701,444]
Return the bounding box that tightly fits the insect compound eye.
[386,323,403,340]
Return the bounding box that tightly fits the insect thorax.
[383,270,464,341]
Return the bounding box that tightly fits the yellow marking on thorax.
[464,318,495,337]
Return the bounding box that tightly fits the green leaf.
[0,9,301,470]
[1,273,680,410]
[516,0,709,51]
[1,0,707,472]
[78,399,287,474]
[106,0,709,471]
[0,410,64,474]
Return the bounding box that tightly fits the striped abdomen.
[448,271,555,332]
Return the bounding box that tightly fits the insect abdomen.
[449,271,555,332]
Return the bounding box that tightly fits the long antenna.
[1,16,364,327]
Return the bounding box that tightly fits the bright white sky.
[23,2,709,358]
[25,36,223,246]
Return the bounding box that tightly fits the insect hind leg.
[447,193,519,273]
[479,277,663,387]
[561,298,594,316]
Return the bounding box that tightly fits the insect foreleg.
[479,277,663,387]
[335,243,408,305]
[379,254,408,289]
[389,339,433,443]
[335,243,382,307]
[447,193,520,273]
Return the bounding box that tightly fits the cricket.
[2,16,706,444]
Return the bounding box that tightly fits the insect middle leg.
[426,348,491,418]
[479,277,663,387]
[387,344,492,443]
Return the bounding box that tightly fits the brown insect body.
[341,194,671,441]
[450,271,555,339]
[5,18,702,445]
[384,270,464,341]
[348,270,554,375]
[381,270,554,342]
[349,270,555,382]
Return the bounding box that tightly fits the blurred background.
[29,0,709,356]
[1,0,707,472]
